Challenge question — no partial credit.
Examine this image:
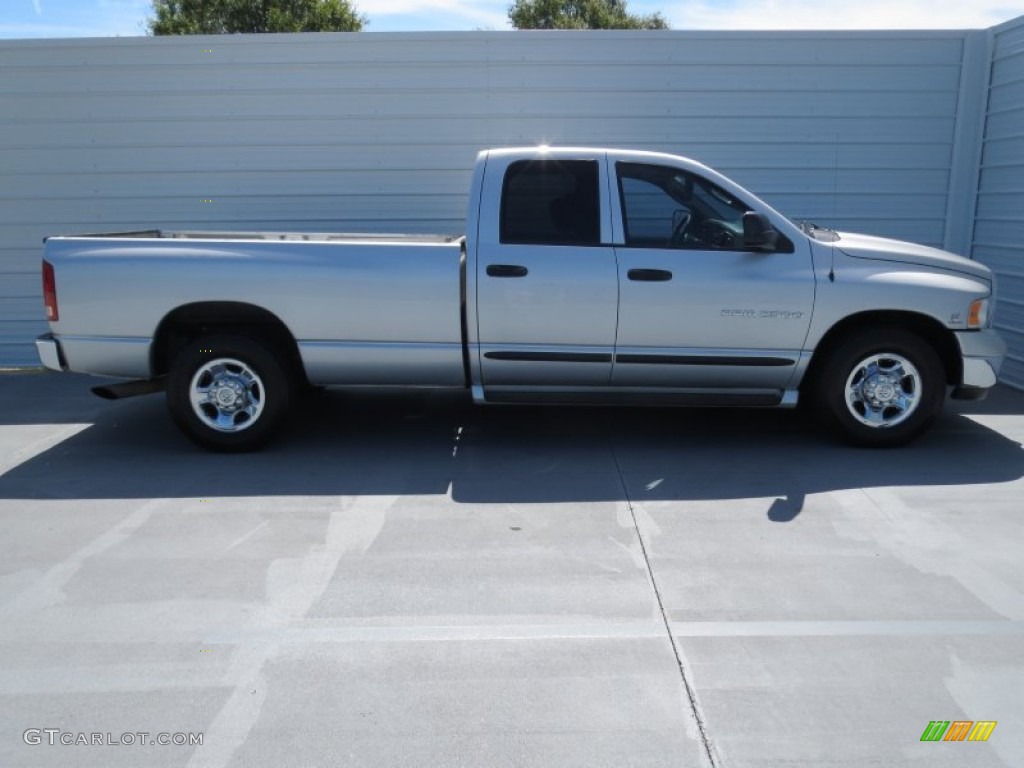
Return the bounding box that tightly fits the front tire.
[811,327,945,447]
[167,334,291,452]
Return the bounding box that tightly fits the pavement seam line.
[609,447,720,768]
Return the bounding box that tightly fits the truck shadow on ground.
[1,376,1022,521]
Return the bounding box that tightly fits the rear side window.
[500,159,600,246]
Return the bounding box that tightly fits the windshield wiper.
[799,220,839,240]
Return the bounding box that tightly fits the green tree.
[149,0,366,35]
[508,0,668,29]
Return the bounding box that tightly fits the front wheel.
[811,328,946,447]
[167,334,291,452]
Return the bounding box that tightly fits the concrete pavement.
[1,372,1022,767]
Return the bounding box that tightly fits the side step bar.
[482,390,797,408]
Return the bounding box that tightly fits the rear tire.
[810,327,945,447]
[167,334,291,452]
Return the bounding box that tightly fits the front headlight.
[967,298,990,328]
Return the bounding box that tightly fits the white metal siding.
[974,18,1024,388]
[0,29,997,366]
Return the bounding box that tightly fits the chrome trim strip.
[615,353,795,367]
[484,351,613,363]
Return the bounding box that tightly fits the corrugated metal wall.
[973,18,1024,388]
[0,28,1008,367]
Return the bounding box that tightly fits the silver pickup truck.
[36,147,1006,451]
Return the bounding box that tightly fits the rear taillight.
[42,259,58,321]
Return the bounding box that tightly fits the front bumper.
[35,333,66,372]
[952,329,1006,397]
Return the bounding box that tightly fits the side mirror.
[742,212,779,252]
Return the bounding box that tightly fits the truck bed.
[42,231,468,385]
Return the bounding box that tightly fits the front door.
[611,161,814,390]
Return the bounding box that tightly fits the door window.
[617,162,751,251]
[500,159,600,246]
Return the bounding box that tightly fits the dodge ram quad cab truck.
[36,147,1006,451]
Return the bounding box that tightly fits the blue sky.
[1,0,1021,38]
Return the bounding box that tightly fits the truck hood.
[836,232,992,283]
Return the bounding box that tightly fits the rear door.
[474,153,618,387]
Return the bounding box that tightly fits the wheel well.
[151,302,305,381]
[802,311,962,390]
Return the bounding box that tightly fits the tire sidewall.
[815,328,945,447]
[167,334,290,452]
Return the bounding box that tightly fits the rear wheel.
[167,334,290,451]
[811,327,945,447]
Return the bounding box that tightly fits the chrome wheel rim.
[189,358,265,433]
[844,353,921,429]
